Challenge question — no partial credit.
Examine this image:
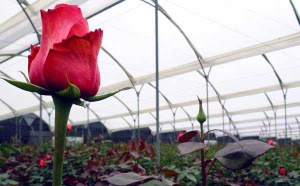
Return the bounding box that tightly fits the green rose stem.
[2,76,130,185]
[197,97,207,186]
[52,95,73,186]
[200,121,206,186]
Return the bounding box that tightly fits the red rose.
[67,123,72,131]
[45,154,51,160]
[294,151,299,156]
[267,139,274,146]
[39,158,46,167]
[28,4,103,98]
[278,167,286,176]
[177,131,184,141]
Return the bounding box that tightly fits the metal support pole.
[15,117,18,143]
[173,113,176,142]
[275,112,277,140]
[155,0,160,170]
[39,95,43,147]
[172,108,177,142]
[205,76,210,143]
[137,91,140,139]
[82,125,85,143]
[18,117,22,146]
[221,100,226,138]
[87,103,91,140]
[284,91,288,144]
[296,118,300,140]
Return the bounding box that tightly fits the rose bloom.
[45,154,51,160]
[39,158,46,167]
[177,131,184,141]
[67,123,72,131]
[28,4,103,98]
[267,139,274,146]
[278,167,287,176]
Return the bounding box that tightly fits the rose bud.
[28,4,103,98]
[67,123,72,131]
[196,97,206,124]
[278,167,287,176]
[267,139,274,146]
[177,131,184,141]
[39,158,46,167]
[294,151,299,156]
[45,154,51,160]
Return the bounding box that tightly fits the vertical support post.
[275,112,277,140]
[173,113,176,142]
[284,91,287,144]
[205,76,209,143]
[82,124,85,143]
[15,117,18,143]
[296,118,300,140]
[19,117,22,146]
[87,103,91,141]
[137,91,140,139]
[222,105,224,138]
[39,95,43,147]
[155,0,160,171]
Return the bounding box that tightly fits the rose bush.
[28,4,103,98]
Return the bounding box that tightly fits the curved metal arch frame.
[101,47,145,139]
[148,83,196,140]
[196,70,239,135]
[142,0,242,139]
[2,0,299,142]
[113,95,137,138]
[264,93,278,138]
[86,106,107,136]
[262,54,288,142]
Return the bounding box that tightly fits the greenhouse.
[0,0,300,185]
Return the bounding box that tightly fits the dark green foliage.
[0,142,299,185]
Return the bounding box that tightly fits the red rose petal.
[67,18,89,38]
[43,29,103,98]
[28,45,40,73]
[29,4,85,88]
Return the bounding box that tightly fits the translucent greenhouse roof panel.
[0,1,21,26]
[97,51,132,88]
[158,71,214,104]
[1,0,300,137]
[88,0,156,77]
[158,0,300,57]
[104,117,135,132]
[0,0,126,66]
[263,45,300,83]
[266,87,300,106]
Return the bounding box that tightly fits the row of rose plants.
[0,139,299,185]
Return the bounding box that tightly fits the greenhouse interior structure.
[0,0,300,185]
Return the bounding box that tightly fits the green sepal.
[2,78,51,95]
[56,77,80,99]
[84,87,132,102]
[20,71,30,83]
[73,99,85,107]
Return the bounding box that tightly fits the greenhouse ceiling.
[1,0,300,140]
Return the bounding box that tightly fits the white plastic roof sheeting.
[1,0,300,140]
